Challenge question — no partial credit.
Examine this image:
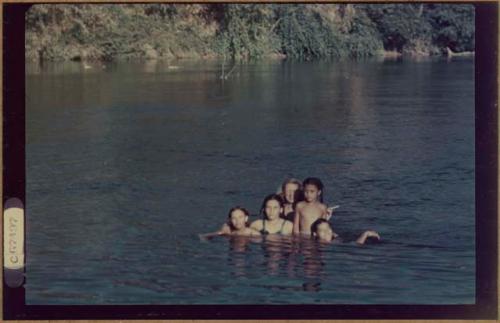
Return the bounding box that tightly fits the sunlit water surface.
[26,58,474,304]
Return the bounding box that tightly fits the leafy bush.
[364,4,433,52]
[424,4,475,52]
[25,3,475,61]
[341,10,384,57]
[276,4,345,59]
[215,4,279,60]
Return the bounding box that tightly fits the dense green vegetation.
[25,4,475,61]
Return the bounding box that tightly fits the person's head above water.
[227,206,250,231]
[280,178,302,204]
[260,194,284,221]
[311,218,333,242]
[303,177,324,203]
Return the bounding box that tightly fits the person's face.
[284,183,299,204]
[304,184,321,202]
[316,222,333,241]
[230,209,248,230]
[265,199,282,221]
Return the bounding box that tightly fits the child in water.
[250,194,294,235]
[279,178,303,222]
[294,177,329,235]
[200,206,261,239]
[311,218,381,245]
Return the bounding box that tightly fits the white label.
[3,198,24,270]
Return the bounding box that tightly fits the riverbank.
[26,4,475,62]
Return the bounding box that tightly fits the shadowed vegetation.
[25,4,475,61]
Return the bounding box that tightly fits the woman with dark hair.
[250,194,293,235]
[311,218,380,245]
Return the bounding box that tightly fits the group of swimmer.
[202,177,380,244]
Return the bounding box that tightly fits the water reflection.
[226,235,259,278]
[261,235,292,276]
[227,235,326,291]
[26,59,474,304]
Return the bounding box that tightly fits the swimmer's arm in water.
[250,219,263,232]
[356,230,381,245]
[330,231,343,243]
[198,223,231,240]
[219,223,231,234]
[293,202,304,235]
[282,220,294,235]
[198,232,221,240]
[248,228,262,236]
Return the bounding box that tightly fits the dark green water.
[26,58,474,304]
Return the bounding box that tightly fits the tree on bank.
[25,4,475,62]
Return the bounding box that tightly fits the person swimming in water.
[311,218,380,245]
[279,177,337,223]
[250,194,293,235]
[293,177,330,235]
[200,206,261,239]
[278,178,304,222]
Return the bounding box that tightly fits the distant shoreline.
[25,4,475,63]
[26,49,476,64]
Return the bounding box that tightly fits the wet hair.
[227,206,250,231]
[292,189,305,209]
[303,177,324,202]
[310,218,332,239]
[279,178,304,208]
[280,178,303,194]
[259,194,284,219]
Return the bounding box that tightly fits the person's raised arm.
[356,230,380,245]
[326,205,339,220]
[320,204,329,219]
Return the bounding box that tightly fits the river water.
[26,57,474,304]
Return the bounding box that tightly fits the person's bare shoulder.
[216,223,231,235]
[250,228,262,236]
[296,201,306,210]
[245,227,261,236]
[250,219,263,230]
